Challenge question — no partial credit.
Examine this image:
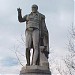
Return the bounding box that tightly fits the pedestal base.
[20,65,51,75]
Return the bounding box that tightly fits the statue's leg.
[26,30,32,66]
[31,48,34,65]
[32,29,39,65]
[26,48,30,66]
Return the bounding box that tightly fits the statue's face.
[32,7,38,13]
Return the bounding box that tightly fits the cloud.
[1,57,18,67]
[0,65,21,74]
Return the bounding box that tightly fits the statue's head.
[31,4,38,13]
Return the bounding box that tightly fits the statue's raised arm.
[17,8,26,22]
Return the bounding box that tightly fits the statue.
[17,4,49,67]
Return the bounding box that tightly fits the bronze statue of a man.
[17,4,49,66]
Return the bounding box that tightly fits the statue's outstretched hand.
[17,8,22,13]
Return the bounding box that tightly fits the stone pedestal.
[20,65,51,75]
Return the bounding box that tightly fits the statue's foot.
[26,63,30,66]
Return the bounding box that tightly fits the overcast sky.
[0,0,74,74]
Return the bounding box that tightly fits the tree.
[64,24,75,75]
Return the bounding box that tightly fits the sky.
[0,0,74,74]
